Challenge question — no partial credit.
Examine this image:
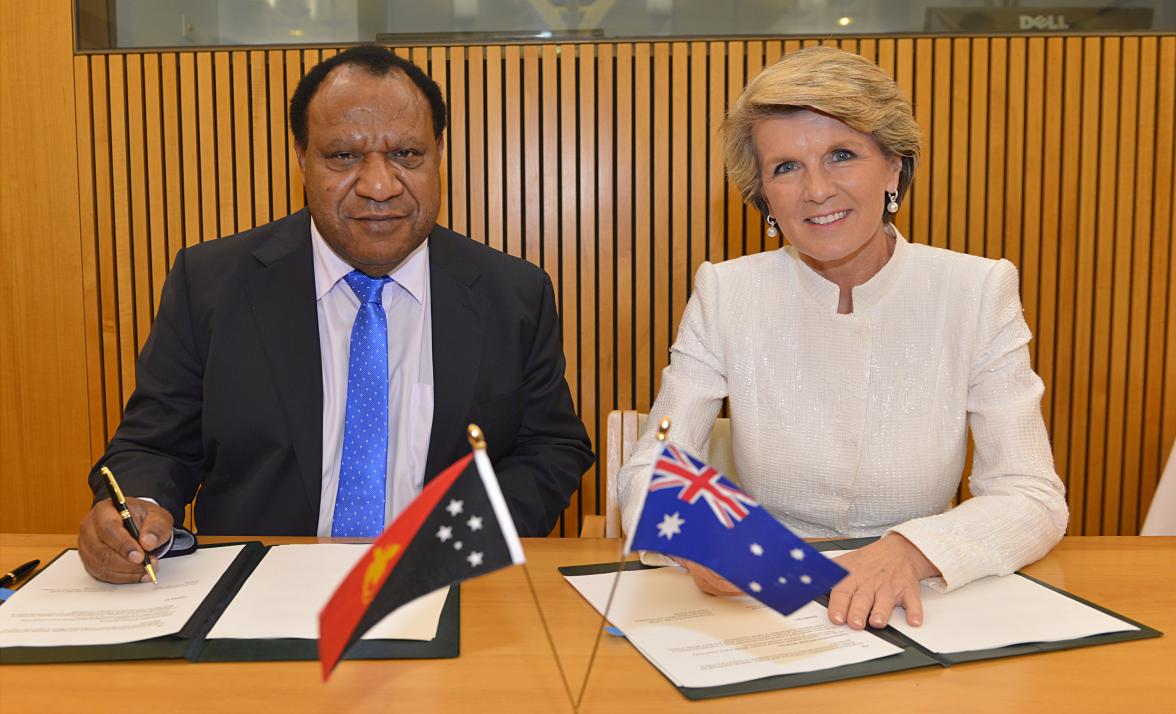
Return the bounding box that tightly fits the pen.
[0,559,39,588]
[99,466,158,584]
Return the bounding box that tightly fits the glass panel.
[78,0,1173,50]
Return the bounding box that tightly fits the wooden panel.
[1018,38,1043,352]
[578,45,599,530]
[22,33,1172,539]
[503,45,522,259]
[1102,37,1136,535]
[1141,37,1176,524]
[930,38,951,250]
[484,45,503,253]
[466,46,485,244]
[0,0,92,532]
[615,44,634,412]
[448,46,468,236]
[633,44,652,410]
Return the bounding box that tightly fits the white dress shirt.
[311,220,434,536]
[618,231,1068,591]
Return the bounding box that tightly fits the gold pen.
[100,466,158,584]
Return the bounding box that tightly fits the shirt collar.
[310,218,430,305]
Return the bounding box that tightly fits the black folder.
[559,537,1162,701]
[0,542,460,665]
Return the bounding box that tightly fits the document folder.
[0,542,460,665]
[560,537,1162,701]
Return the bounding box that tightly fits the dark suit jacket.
[89,209,593,537]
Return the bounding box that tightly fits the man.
[78,45,594,583]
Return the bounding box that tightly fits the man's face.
[296,65,443,276]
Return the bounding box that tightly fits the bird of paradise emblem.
[362,543,401,605]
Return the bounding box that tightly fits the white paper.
[889,572,1138,654]
[0,546,245,647]
[564,566,902,689]
[206,544,447,641]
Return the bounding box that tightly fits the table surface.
[0,535,1172,713]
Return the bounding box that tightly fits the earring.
[886,191,900,214]
[766,215,778,238]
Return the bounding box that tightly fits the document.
[888,571,1139,654]
[0,545,245,647]
[564,565,902,689]
[206,544,446,641]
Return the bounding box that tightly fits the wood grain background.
[2,2,1172,538]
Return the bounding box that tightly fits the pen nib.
[144,562,158,585]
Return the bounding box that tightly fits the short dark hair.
[289,44,447,148]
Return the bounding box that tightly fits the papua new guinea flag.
[318,446,524,679]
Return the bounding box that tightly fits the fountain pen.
[99,466,158,584]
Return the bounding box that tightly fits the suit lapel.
[425,228,484,481]
[244,210,324,515]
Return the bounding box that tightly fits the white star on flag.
[466,515,483,531]
[778,576,788,584]
[467,551,484,567]
[446,499,464,516]
[749,543,764,556]
[436,525,453,542]
[656,512,685,539]
[790,547,805,560]
[454,540,463,551]
[800,574,812,584]
[749,581,762,592]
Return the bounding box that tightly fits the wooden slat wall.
[71,36,1175,537]
[0,0,93,534]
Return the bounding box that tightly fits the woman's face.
[755,110,900,272]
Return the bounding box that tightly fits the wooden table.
[0,535,1172,713]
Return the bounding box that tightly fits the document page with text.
[0,546,245,647]
[565,566,901,689]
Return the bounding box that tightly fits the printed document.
[0,545,245,647]
[564,566,901,688]
[206,544,446,641]
[888,571,1138,654]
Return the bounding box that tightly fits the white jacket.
[618,232,1068,591]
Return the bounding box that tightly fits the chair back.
[1141,441,1176,535]
[590,410,736,538]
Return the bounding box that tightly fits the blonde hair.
[723,46,921,221]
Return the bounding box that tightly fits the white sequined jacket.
[618,232,1068,591]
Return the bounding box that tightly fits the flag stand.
[520,562,578,712]
[573,418,672,710]
[573,545,627,710]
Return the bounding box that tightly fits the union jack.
[648,443,757,528]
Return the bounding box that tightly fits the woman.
[617,47,1067,631]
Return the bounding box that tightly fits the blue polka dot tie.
[332,270,392,537]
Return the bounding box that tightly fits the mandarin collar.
[784,227,910,314]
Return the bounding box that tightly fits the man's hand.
[78,498,174,583]
[675,558,743,597]
[828,533,939,629]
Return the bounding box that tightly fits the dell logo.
[1020,14,1072,30]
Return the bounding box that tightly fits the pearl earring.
[886,191,899,214]
[766,215,778,238]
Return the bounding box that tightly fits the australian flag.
[626,442,847,616]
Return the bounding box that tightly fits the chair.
[580,410,736,537]
[1141,441,1176,535]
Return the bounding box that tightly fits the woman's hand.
[828,534,938,629]
[673,558,744,597]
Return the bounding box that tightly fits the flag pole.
[573,417,672,710]
[467,426,577,713]
[521,563,577,712]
